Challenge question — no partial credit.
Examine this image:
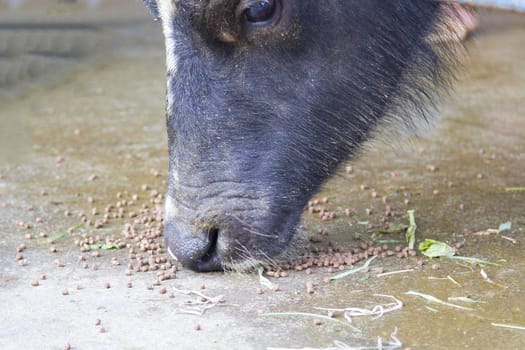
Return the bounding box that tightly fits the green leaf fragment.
[505,187,525,193]
[47,231,68,243]
[406,291,473,310]
[498,221,512,233]
[89,243,122,250]
[45,223,83,244]
[373,239,403,244]
[330,255,377,281]
[406,210,416,250]
[375,224,409,235]
[418,238,456,258]
[262,312,360,331]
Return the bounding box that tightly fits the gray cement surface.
[1,3,524,349]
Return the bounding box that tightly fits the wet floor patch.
[1,6,524,350]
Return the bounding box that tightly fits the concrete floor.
[0,3,524,349]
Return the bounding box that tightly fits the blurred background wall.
[0,0,161,100]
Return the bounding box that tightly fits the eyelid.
[235,0,264,20]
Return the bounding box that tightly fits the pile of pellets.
[13,169,178,290]
[13,166,462,286]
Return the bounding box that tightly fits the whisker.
[226,213,278,239]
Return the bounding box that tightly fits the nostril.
[200,228,219,261]
[195,228,222,272]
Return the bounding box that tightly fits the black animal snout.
[165,223,223,272]
[163,194,300,272]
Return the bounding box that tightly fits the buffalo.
[142,0,460,271]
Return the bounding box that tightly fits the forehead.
[156,0,243,19]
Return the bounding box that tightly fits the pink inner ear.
[440,3,479,40]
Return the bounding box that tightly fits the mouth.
[163,191,307,272]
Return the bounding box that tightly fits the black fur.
[143,0,460,271]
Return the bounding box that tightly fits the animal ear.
[142,0,160,21]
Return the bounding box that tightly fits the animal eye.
[244,0,277,23]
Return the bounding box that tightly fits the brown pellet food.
[99,327,107,333]
[426,164,437,172]
[64,342,71,350]
[95,319,101,326]
[104,282,110,289]
[194,324,201,331]
[306,281,315,294]
[159,287,167,295]
[313,319,322,326]
[31,280,39,287]
[62,289,69,296]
